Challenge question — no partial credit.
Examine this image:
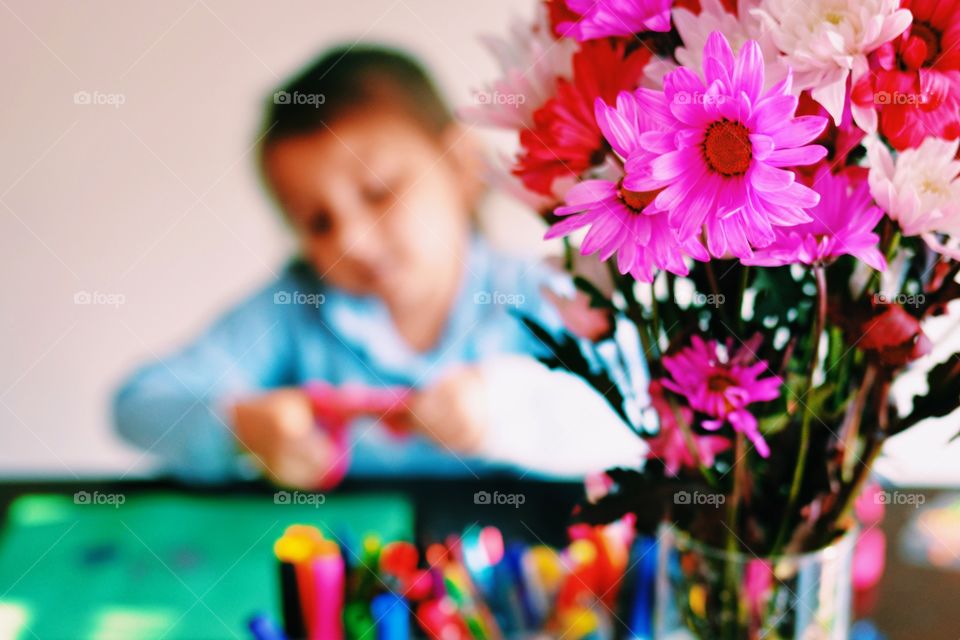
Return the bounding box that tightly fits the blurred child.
[113,45,643,487]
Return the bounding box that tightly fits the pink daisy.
[743,166,887,270]
[625,31,829,259]
[545,91,709,282]
[647,381,731,476]
[661,335,782,457]
[558,0,673,40]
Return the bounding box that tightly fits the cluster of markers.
[249,519,658,639]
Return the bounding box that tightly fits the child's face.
[264,110,474,303]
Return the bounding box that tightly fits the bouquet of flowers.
[466,0,960,637]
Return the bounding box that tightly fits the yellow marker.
[274,526,325,563]
[529,546,564,591]
[689,584,707,618]
[362,534,381,555]
[559,607,599,639]
[568,539,597,567]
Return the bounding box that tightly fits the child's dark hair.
[260,44,454,152]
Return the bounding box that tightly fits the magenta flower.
[743,167,887,271]
[625,32,828,259]
[661,336,781,457]
[546,92,709,282]
[559,0,672,41]
[743,559,774,623]
[647,381,731,476]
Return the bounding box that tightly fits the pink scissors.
[303,381,413,489]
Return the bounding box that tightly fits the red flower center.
[618,180,660,213]
[702,119,753,176]
[707,371,737,393]
[910,21,942,66]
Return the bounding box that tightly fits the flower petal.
[733,39,764,104]
[703,31,735,87]
[766,145,828,167]
[749,162,794,191]
[769,116,829,148]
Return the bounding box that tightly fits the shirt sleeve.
[112,280,299,483]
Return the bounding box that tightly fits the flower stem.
[650,283,662,349]
[772,264,827,555]
[706,262,730,327]
[862,228,900,297]
[840,365,877,482]
[722,433,747,638]
[562,237,574,272]
[613,264,658,361]
[668,397,720,490]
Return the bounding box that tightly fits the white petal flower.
[460,5,575,130]
[866,136,960,258]
[646,0,785,89]
[752,0,911,127]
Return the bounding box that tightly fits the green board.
[0,491,413,639]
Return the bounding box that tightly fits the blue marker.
[248,612,287,640]
[370,592,411,640]
[627,536,658,639]
[503,543,538,629]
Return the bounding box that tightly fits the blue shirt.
[113,238,558,483]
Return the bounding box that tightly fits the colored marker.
[503,543,537,629]
[557,539,599,612]
[626,536,657,640]
[278,560,306,640]
[520,546,560,625]
[371,592,411,640]
[379,541,418,581]
[416,598,471,640]
[248,613,288,640]
[275,526,326,640]
[345,601,376,639]
[355,535,383,600]
[312,541,345,640]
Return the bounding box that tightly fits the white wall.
[0,0,956,482]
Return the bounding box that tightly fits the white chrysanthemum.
[752,0,911,128]
[866,136,960,258]
[646,0,785,89]
[460,5,576,130]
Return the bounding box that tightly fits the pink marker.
[311,546,345,640]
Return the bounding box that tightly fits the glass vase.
[655,524,858,640]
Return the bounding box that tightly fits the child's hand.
[231,388,337,489]
[406,365,489,454]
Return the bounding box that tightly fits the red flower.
[544,0,582,38]
[852,0,960,150]
[857,305,932,367]
[513,39,650,197]
[795,91,866,178]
